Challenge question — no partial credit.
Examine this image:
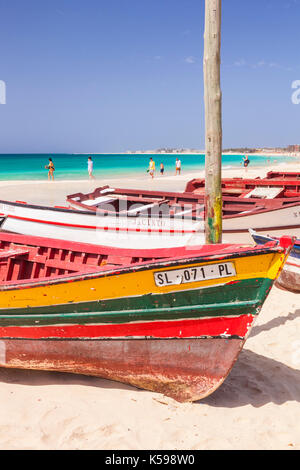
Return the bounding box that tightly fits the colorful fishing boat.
[1,171,300,249]
[0,199,206,249]
[250,229,300,293]
[185,174,300,195]
[67,175,300,214]
[265,171,300,180]
[66,182,300,240]
[0,231,292,401]
[1,186,299,249]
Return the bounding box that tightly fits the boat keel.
[0,337,245,402]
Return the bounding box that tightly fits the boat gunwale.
[66,184,300,220]
[0,242,284,291]
[1,197,300,225]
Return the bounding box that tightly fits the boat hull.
[275,261,300,293]
[0,201,205,249]
[0,232,287,401]
[222,203,300,232]
[0,337,245,402]
[1,199,300,248]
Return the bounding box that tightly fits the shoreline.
[1,151,298,157]
[0,157,298,188]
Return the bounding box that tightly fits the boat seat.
[126,201,168,215]
[222,188,244,194]
[84,196,117,206]
[243,187,284,199]
[100,187,115,194]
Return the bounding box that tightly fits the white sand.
[0,159,299,450]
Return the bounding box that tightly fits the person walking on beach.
[45,158,55,180]
[148,157,155,179]
[175,158,181,175]
[88,156,95,179]
[160,162,164,175]
[242,155,250,173]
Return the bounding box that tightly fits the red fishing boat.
[265,171,300,180]
[185,174,300,195]
[63,176,300,242]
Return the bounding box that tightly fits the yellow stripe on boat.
[0,252,284,310]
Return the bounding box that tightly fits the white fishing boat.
[0,200,206,249]
[1,179,300,249]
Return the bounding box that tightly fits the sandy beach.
[0,160,299,450]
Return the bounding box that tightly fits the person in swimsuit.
[160,162,164,175]
[88,156,95,179]
[149,157,155,179]
[242,155,250,172]
[175,158,181,175]
[46,158,55,180]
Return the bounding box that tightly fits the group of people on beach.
[45,156,182,181]
[45,154,251,181]
[148,157,182,179]
[45,156,95,180]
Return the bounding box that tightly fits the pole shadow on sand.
[248,308,300,339]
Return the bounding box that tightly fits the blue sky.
[0,0,300,153]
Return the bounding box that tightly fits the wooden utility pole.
[203,0,222,243]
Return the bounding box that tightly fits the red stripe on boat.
[7,214,197,235]
[0,314,255,340]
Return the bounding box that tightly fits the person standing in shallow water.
[175,158,181,175]
[242,155,250,173]
[148,157,155,179]
[88,156,95,179]
[46,158,55,180]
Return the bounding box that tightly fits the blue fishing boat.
[250,229,300,293]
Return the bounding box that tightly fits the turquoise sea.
[0,153,293,181]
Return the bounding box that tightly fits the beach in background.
[0,154,298,210]
[0,152,296,181]
[0,159,299,450]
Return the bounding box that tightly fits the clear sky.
[0,0,299,153]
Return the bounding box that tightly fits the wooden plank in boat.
[243,187,284,199]
[82,196,117,206]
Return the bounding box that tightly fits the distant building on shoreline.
[286,144,300,153]
[126,148,204,154]
[126,145,300,155]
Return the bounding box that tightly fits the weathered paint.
[276,264,300,293]
[205,194,223,244]
[0,337,246,402]
[0,252,283,326]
